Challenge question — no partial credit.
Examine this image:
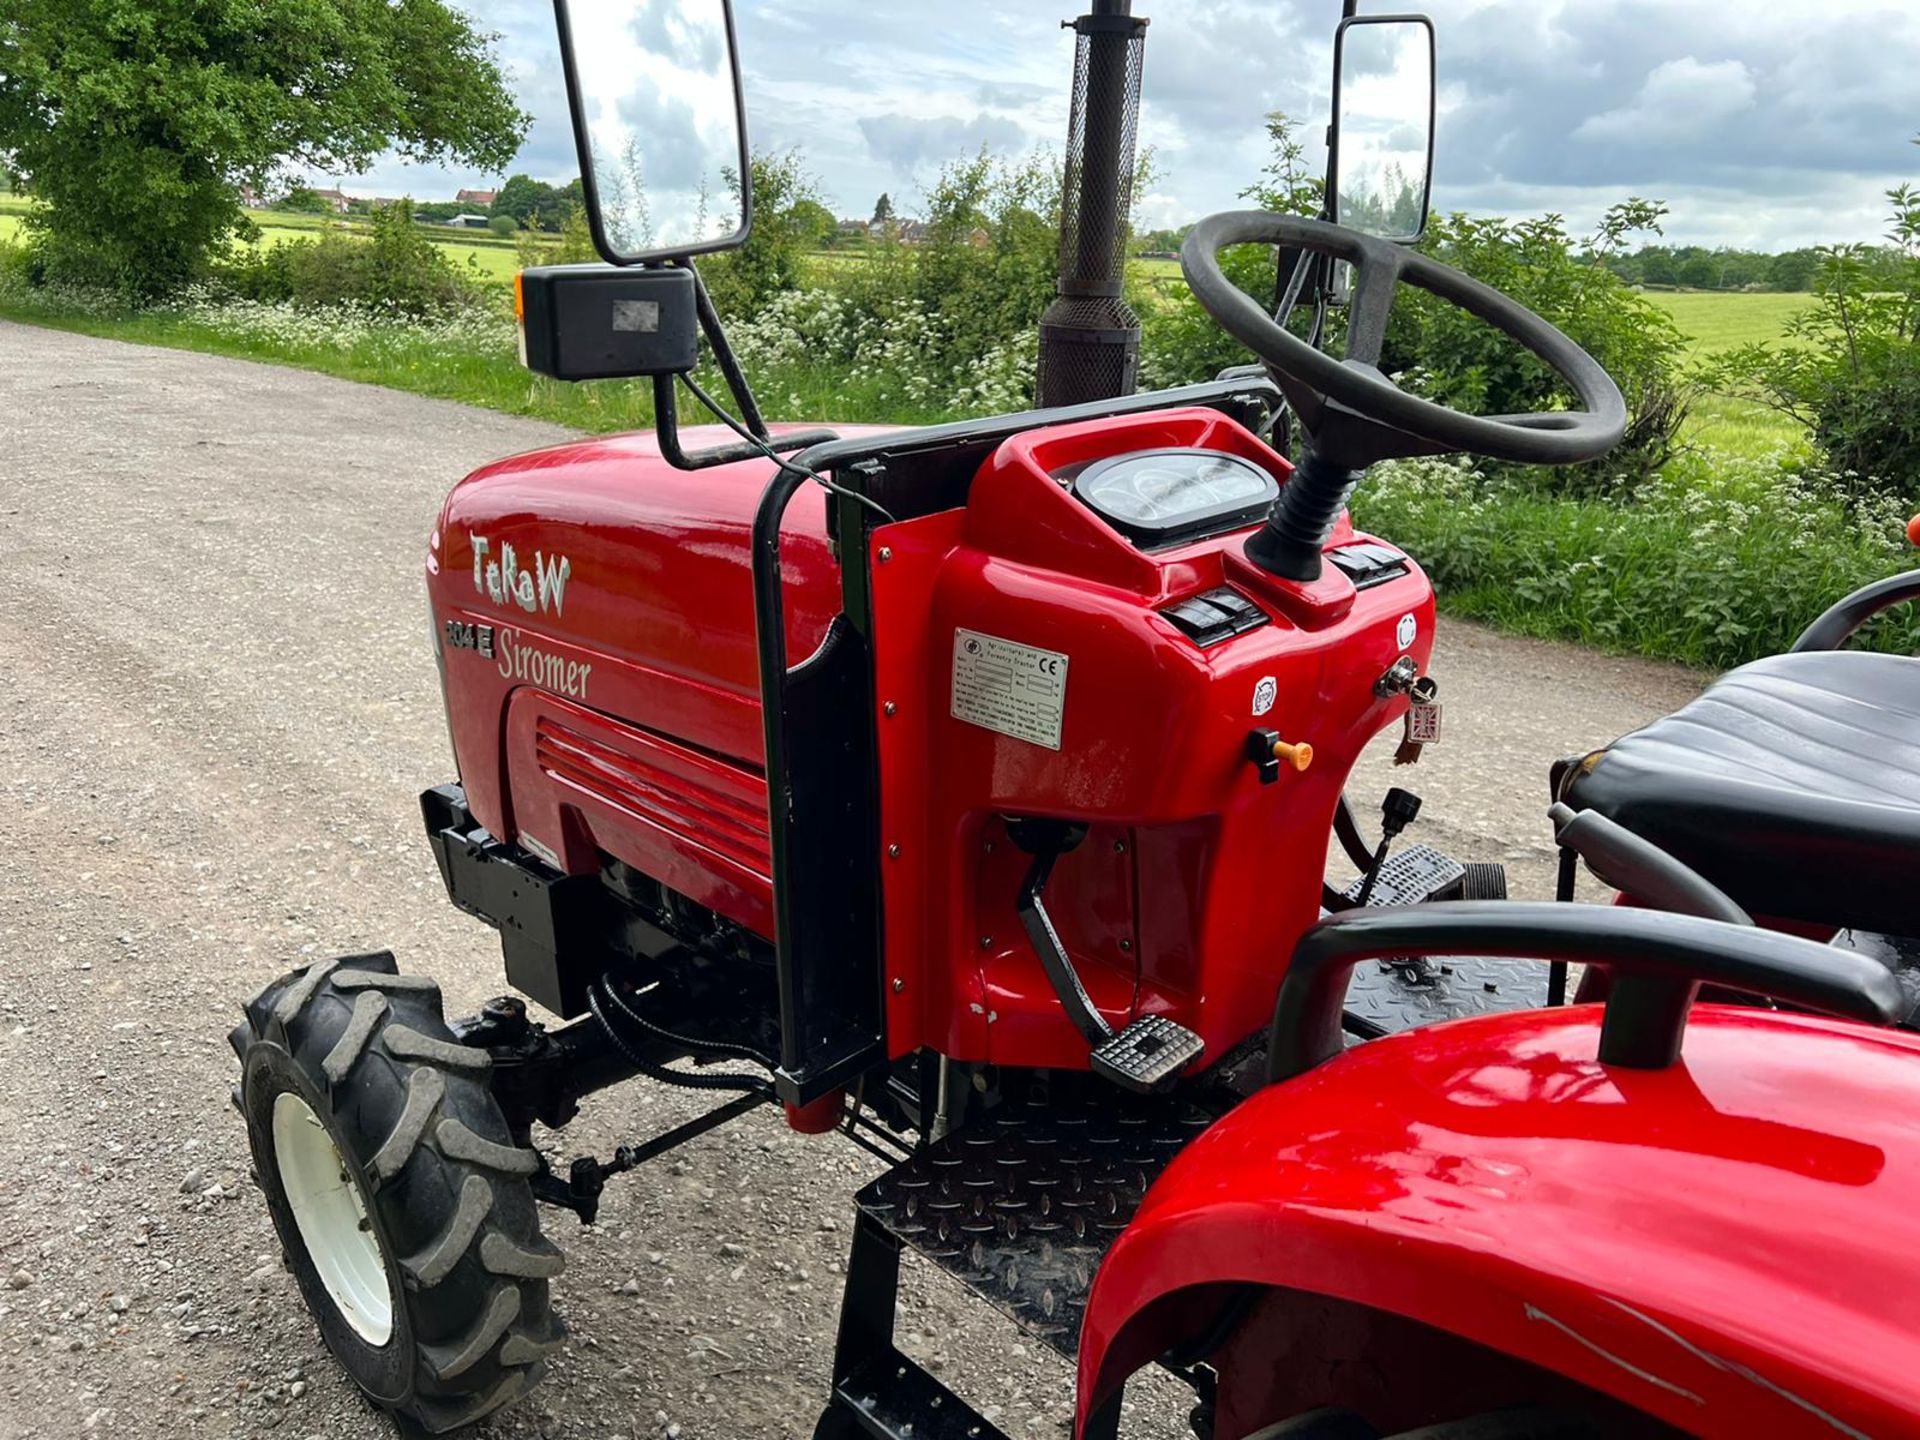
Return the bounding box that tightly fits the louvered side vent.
[534,716,772,876]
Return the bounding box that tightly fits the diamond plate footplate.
[855,1102,1217,1359]
[1342,954,1551,1037]
[1829,929,1920,1028]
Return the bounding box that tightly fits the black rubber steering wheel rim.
[1181,212,1628,466]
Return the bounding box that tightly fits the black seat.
[1558,650,1920,936]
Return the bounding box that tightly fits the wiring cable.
[678,371,896,525]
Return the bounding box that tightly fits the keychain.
[1394,676,1442,765]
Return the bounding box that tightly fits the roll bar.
[1267,902,1904,1083]
[1790,568,1920,652]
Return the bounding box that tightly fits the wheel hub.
[271,1091,393,1345]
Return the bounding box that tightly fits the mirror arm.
[683,262,769,440]
[650,374,836,473]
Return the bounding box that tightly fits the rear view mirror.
[1329,14,1435,242]
[553,0,753,264]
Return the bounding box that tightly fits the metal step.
[855,1100,1216,1359]
[1339,842,1464,907]
[831,1346,1007,1440]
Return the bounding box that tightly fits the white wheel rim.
[272,1091,394,1345]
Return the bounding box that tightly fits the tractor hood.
[425,422,888,876]
[432,420,889,717]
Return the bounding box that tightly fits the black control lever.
[1549,803,1750,925]
[1352,787,1422,906]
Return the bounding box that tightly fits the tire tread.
[237,958,562,1435]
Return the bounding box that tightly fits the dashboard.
[1063,447,1278,549]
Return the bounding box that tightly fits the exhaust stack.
[1035,0,1148,408]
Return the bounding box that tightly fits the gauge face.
[1069,448,1279,548]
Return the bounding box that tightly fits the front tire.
[232,951,565,1433]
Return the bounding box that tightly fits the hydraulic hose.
[596,975,779,1070]
[586,979,773,1097]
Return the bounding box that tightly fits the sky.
[329,0,1920,251]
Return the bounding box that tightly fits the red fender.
[1078,1006,1920,1439]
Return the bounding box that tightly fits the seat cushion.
[1563,650,1920,935]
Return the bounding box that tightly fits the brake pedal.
[1457,860,1508,900]
[1090,1015,1205,1092]
[1341,843,1466,908]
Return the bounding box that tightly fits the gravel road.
[0,321,1707,1440]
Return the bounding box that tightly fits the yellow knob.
[1271,739,1314,773]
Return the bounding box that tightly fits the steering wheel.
[1182,213,1629,578]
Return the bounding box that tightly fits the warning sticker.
[951,628,1069,750]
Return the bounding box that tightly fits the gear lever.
[1353,787,1422,907]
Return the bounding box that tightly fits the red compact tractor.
[230,2,1920,1437]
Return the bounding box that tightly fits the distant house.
[446,213,493,229]
[896,219,929,245]
[456,188,499,209]
[837,219,871,239]
[309,188,352,215]
[238,184,262,209]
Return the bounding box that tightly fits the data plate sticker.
[951,628,1068,750]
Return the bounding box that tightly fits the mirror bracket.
[650,262,838,472]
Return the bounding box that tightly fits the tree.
[0,0,527,297]
[1384,205,1691,490]
[274,186,334,215]
[1679,254,1719,289]
[1770,249,1819,292]
[871,192,895,229]
[702,150,828,315]
[491,173,568,231]
[790,197,837,250]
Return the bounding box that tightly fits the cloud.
[314,0,1920,251]
[857,113,1032,176]
[1573,57,1756,146]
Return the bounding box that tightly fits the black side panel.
[772,618,887,1103]
[421,784,614,1018]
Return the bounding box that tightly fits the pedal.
[1340,843,1465,908]
[1090,1015,1205,1092]
[1456,860,1508,900]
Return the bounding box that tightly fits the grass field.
[238,217,531,282]
[0,196,544,282]
[1645,290,1815,359]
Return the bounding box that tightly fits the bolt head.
[892,978,905,993]
[877,546,894,563]
[883,701,898,717]
[887,843,901,859]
